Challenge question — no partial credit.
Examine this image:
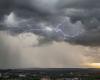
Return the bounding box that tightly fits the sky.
[0,0,100,68]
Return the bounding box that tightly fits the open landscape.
[0,68,100,80]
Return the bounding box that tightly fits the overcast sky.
[0,0,100,68]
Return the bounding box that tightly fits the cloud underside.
[1,0,100,68]
[0,0,100,46]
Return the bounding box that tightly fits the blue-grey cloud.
[0,0,100,46]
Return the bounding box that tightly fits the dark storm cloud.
[1,0,100,46]
[58,0,100,9]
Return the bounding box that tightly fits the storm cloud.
[1,0,100,68]
[1,0,100,46]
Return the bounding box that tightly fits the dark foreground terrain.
[0,68,100,80]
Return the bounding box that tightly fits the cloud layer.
[0,0,100,46]
[0,0,100,68]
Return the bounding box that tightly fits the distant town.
[0,68,100,80]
